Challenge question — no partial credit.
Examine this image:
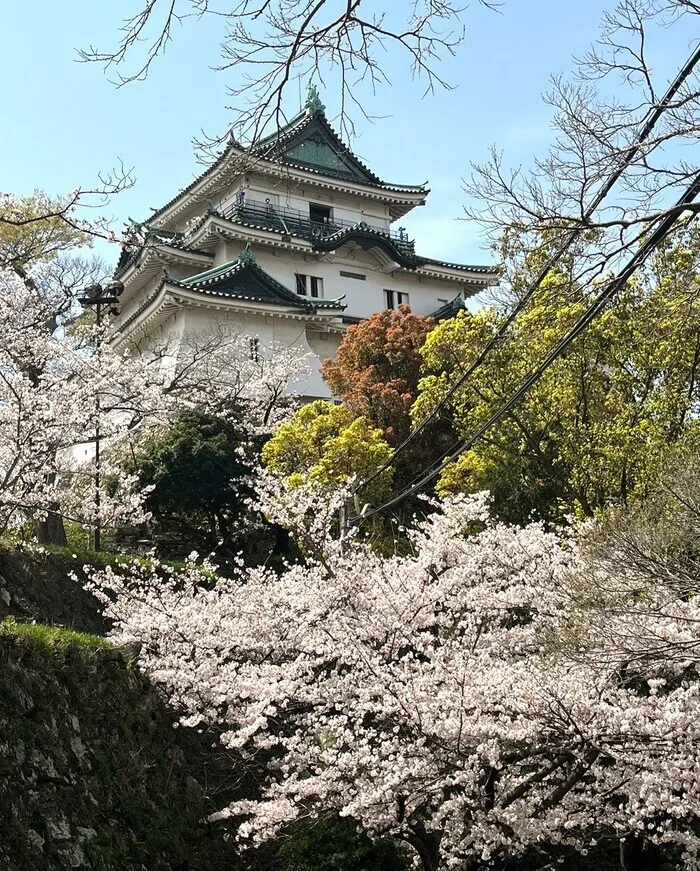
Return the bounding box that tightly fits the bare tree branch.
[465,0,700,286]
[0,165,135,254]
[78,0,498,149]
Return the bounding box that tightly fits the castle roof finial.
[304,82,325,117]
[238,242,256,265]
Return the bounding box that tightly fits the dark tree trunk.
[620,836,661,871]
[404,823,443,871]
[36,504,68,547]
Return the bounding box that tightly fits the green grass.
[0,617,110,650]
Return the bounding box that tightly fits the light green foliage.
[415,225,700,523]
[0,618,109,651]
[0,193,88,271]
[262,400,393,501]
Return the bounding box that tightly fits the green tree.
[320,305,454,505]
[131,412,260,561]
[322,306,434,446]
[414,225,700,524]
[261,401,393,502]
[0,193,87,273]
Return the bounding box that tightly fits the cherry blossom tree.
[85,479,700,870]
[0,270,163,535]
[0,264,308,539]
[150,327,310,432]
[60,329,308,539]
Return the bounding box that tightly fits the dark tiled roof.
[311,224,421,269]
[428,296,468,321]
[165,256,345,312]
[146,141,240,225]
[203,209,497,276]
[115,245,141,278]
[146,110,427,228]
[311,224,497,276]
[254,112,382,187]
[207,207,311,244]
[254,111,427,193]
[416,256,500,275]
[113,228,210,279]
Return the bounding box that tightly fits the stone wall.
[0,622,254,870]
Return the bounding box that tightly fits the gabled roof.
[146,94,428,228]
[251,86,426,193]
[311,223,421,269]
[428,296,469,321]
[164,248,345,312]
[310,223,498,277]
[183,209,497,281]
[114,225,209,280]
[253,110,385,188]
[417,256,500,275]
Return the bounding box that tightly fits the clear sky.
[0,1,692,268]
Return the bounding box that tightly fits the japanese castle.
[112,86,498,397]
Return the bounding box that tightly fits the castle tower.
[111,87,498,397]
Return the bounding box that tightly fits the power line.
[352,43,700,498]
[351,174,700,523]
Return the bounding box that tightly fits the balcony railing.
[221,198,415,251]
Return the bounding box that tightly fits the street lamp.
[77,279,124,551]
[78,280,124,326]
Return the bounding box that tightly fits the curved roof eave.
[146,114,429,230]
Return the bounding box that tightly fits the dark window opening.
[309,203,332,225]
[296,274,323,298]
[384,289,410,310]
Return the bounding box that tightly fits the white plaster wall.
[216,175,392,232]
[121,166,480,403]
[116,272,164,326]
[249,246,466,319]
[179,306,332,399]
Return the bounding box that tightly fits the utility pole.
[77,281,124,551]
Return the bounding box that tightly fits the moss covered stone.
[0,621,245,870]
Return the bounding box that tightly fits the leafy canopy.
[130,412,253,559]
[0,193,88,271]
[261,400,393,502]
[415,226,700,523]
[321,306,434,445]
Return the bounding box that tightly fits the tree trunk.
[404,823,443,871]
[36,504,68,547]
[620,836,660,871]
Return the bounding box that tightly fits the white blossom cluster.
[0,270,306,533]
[85,483,700,869]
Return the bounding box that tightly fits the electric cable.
[352,43,700,498]
[350,172,700,523]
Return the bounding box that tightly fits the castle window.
[309,203,332,225]
[249,336,260,362]
[296,274,323,298]
[384,289,410,310]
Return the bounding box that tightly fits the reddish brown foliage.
[321,306,434,445]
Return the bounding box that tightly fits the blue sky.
[0,1,690,268]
